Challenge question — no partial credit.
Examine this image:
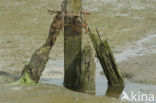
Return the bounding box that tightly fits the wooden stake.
[88,28,124,87]
[17,13,63,84]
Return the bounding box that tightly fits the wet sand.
[117,34,156,84]
[119,54,156,84]
[0,75,121,103]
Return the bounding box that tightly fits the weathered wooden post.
[88,28,124,87]
[17,12,63,84]
[64,0,96,94]
[64,0,83,89]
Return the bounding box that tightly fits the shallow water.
[0,0,156,103]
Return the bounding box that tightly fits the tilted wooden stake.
[17,13,63,84]
[88,28,124,87]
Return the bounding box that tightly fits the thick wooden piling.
[64,0,82,88]
[64,0,96,94]
[17,13,63,84]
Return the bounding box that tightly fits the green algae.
[14,71,36,85]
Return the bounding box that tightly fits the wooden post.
[64,0,82,88]
[17,13,63,84]
[64,0,96,94]
[80,45,96,94]
[89,28,124,87]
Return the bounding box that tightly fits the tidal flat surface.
[0,0,156,103]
